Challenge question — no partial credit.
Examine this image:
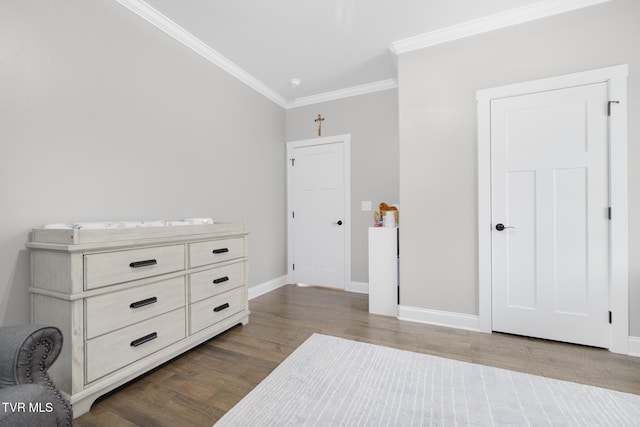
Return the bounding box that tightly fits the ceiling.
[123,0,605,107]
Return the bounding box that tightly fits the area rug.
[215,334,640,426]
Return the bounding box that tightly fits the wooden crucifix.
[314,114,325,136]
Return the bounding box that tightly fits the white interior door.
[288,139,348,289]
[491,82,610,348]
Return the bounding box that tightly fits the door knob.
[333,220,343,226]
[495,223,515,231]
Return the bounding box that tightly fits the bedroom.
[1,0,639,424]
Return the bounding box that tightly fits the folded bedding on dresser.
[43,218,214,230]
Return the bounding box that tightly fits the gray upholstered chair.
[0,324,73,426]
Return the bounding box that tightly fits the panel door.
[291,142,345,289]
[491,82,610,347]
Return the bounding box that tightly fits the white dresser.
[26,222,249,418]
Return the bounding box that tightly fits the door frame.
[476,65,629,353]
[286,134,352,290]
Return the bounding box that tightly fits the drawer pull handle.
[129,296,158,309]
[129,259,157,268]
[213,303,230,312]
[212,248,229,254]
[213,276,230,284]
[130,332,158,347]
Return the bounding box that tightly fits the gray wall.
[286,89,399,284]
[398,0,640,335]
[0,0,286,326]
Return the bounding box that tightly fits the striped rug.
[215,334,640,426]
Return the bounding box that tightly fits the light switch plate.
[361,201,372,211]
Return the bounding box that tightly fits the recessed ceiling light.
[289,78,302,88]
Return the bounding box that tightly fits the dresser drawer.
[86,277,185,339]
[190,287,245,334]
[189,261,245,303]
[84,245,185,289]
[85,308,185,383]
[189,238,245,268]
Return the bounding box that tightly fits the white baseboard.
[398,305,480,332]
[629,336,640,357]
[398,306,640,356]
[347,281,369,294]
[248,275,288,300]
[248,281,640,357]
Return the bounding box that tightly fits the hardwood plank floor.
[75,284,640,426]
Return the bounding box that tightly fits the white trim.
[398,306,480,332]
[248,275,288,300]
[115,0,612,109]
[287,80,397,109]
[607,66,630,355]
[286,135,352,291]
[348,281,369,294]
[115,0,394,109]
[114,0,288,108]
[629,337,640,357]
[389,0,612,55]
[476,64,629,353]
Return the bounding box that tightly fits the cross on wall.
[314,114,325,136]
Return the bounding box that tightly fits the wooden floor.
[75,284,640,426]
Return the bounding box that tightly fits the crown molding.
[115,0,607,109]
[115,0,288,108]
[389,0,612,55]
[286,79,397,109]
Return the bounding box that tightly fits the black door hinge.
[608,100,620,116]
[609,311,612,324]
[608,207,612,220]
[292,263,295,271]
[290,158,295,166]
